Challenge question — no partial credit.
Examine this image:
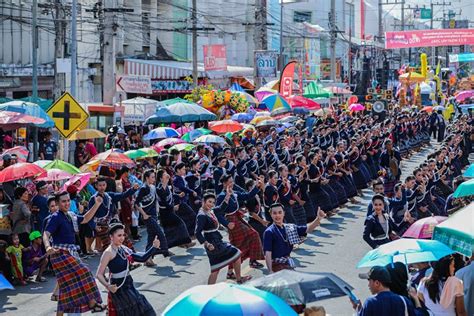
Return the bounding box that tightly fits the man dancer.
[43,192,106,315]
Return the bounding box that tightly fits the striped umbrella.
[144,127,179,140]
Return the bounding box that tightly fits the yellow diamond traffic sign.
[47,92,89,138]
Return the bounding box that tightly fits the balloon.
[224,90,232,103]
[215,90,225,105]
[420,53,427,79]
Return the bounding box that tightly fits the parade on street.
[0,0,474,315]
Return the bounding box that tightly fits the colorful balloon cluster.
[202,90,250,119]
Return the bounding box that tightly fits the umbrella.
[233,91,259,105]
[170,143,195,152]
[68,129,107,141]
[209,120,243,133]
[165,102,217,123]
[280,116,299,123]
[402,216,448,239]
[62,173,92,192]
[348,103,365,112]
[247,270,353,306]
[0,162,45,182]
[292,107,310,115]
[453,178,474,198]
[0,110,46,128]
[43,160,81,174]
[255,87,277,102]
[433,202,474,257]
[2,146,29,162]
[79,159,100,173]
[455,90,474,102]
[138,147,159,158]
[458,103,474,109]
[33,160,52,168]
[287,95,321,111]
[0,274,14,291]
[250,116,273,125]
[181,128,212,142]
[176,126,192,136]
[153,138,187,152]
[256,119,280,128]
[357,238,454,268]
[90,149,135,169]
[193,135,226,145]
[0,101,54,128]
[36,168,73,181]
[314,108,331,117]
[433,105,445,111]
[261,94,291,115]
[144,127,179,140]
[158,97,193,107]
[231,112,254,123]
[229,82,245,92]
[163,283,297,316]
[464,164,474,177]
[145,107,180,124]
[303,82,333,98]
[124,149,148,160]
[19,96,53,111]
[421,106,433,112]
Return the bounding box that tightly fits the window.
[293,11,311,23]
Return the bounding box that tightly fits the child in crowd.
[23,231,48,282]
[6,233,26,285]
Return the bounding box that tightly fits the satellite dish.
[373,101,385,113]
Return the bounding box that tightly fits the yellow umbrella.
[68,129,107,141]
[250,116,273,125]
[80,159,100,173]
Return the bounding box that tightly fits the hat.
[29,231,42,241]
[2,154,11,161]
[359,266,392,284]
[66,185,78,195]
[36,181,48,191]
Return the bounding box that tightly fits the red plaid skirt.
[226,211,263,261]
[50,250,102,313]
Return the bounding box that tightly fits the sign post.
[116,75,152,94]
[47,92,89,140]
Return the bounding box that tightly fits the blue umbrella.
[163,283,297,316]
[231,112,254,123]
[458,103,474,109]
[145,107,180,124]
[0,274,14,290]
[463,163,474,177]
[143,127,179,140]
[229,82,245,92]
[167,102,217,122]
[293,107,310,115]
[0,101,54,128]
[357,238,454,268]
[193,135,226,145]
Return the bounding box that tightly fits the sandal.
[226,271,236,280]
[145,261,156,267]
[50,294,58,302]
[35,277,47,283]
[249,261,264,268]
[89,303,107,313]
[237,275,252,284]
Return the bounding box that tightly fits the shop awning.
[124,59,253,80]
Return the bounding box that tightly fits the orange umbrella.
[421,106,433,113]
[209,120,244,133]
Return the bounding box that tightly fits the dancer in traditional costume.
[43,192,106,315]
[96,222,159,316]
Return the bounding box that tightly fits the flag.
[279,61,297,98]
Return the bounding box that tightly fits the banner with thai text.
[279,61,296,98]
[203,45,227,71]
[385,29,474,49]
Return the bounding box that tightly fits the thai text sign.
[203,45,227,71]
[385,29,474,49]
[449,53,474,63]
[116,75,152,94]
[255,50,278,78]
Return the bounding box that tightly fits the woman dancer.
[195,190,251,284]
[96,222,159,316]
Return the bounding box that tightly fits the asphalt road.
[0,144,436,316]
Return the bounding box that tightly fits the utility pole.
[348,1,353,86]
[279,3,284,70]
[378,0,383,42]
[53,0,66,100]
[400,0,405,64]
[32,0,39,161]
[253,0,269,89]
[70,0,77,96]
[102,0,117,106]
[192,0,198,87]
[329,0,336,81]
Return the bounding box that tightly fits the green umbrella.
[181,128,212,142]
[452,178,474,198]
[124,149,148,160]
[169,143,195,152]
[433,203,474,256]
[138,148,159,158]
[43,160,81,174]
[463,163,474,178]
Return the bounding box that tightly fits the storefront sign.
[203,45,227,71]
[414,8,431,19]
[0,64,54,77]
[151,79,204,94]
[320,59,341,80]
[385,29,474,49]
[116,75,152,94]
[255,50,278,78]
[449,53,474,63]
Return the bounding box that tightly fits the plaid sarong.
[284,224,305,245]
[50,249,102,313]
[226,211,263,261]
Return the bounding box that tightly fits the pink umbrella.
[287,95,321,110]
[62,173,92,192]
[348,103,365,112]
[2,146,29,162]
[402,216,448,239]
[153,138,186,152]
[36,168,73,181]
[455,90,474,102]
[176,126,192,136]
[255,87,277,102]
[0,110,46,125]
